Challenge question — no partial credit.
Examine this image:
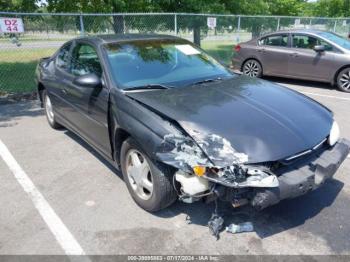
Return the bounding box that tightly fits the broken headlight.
[328,120,340,146]
[192,165,206,176]
[203,166,279,188]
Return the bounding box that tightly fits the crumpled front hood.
[127,76,333,165]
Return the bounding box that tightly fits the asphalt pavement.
[1,78,350,255]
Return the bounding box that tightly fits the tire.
[242,59,263,78]
[42,90,62,129]
[336,67,350,92]
[120,137,177,212]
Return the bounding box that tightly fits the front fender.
[110,90,192,166]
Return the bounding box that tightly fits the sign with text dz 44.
[0,18,24,33]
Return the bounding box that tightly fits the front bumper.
[251,138,350,210]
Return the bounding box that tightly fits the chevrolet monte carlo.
[36,34,349,229]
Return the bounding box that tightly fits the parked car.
[36,34,349,224]
[232,29,350,92]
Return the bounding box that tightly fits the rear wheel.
[120,137,177,212]
[43,90,62,129]
[242,59,262,78]
[337,67,350,92]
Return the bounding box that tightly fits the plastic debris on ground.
[208,213,224,239]
[226,222,254,234]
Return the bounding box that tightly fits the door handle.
[290,52,299,57]
[258,48,266,53]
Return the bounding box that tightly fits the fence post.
[174,13,177,35]
[237,16,241,43]
[237,15,241,31]
[123,14,126,34]
[333,19,337,32]
[79,14,85,35]
[277,17,280,30]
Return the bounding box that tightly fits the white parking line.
[0,139,86,256]
[299,91,350,102]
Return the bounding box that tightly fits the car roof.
[74,33,181,45]
[262,29,330,37]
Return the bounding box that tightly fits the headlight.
[328,121,340,146]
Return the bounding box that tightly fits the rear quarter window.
[56,43,71,71]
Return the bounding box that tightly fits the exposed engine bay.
[156,130,349,237]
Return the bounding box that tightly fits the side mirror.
[73,73,102,88]
[314,45,325,52]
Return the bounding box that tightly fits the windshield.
[104,39,234,89]
[317,31,350,51]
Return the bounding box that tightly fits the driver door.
[288,34,335,81]
[63,41,111,157]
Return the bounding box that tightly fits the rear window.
[259,35,288,47]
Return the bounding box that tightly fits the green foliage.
[0,0,39,12]
[310,0,350,17]
[1,0,350,18]
[46,0,158,13]
[41,0,309,17]
[221,0,270,15]
[267,0,305,16]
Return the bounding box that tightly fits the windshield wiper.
[123,84,172,91]
[192,77,223,86]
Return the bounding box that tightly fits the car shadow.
[62,124,347,252]
[64,130,123,180]
[156,178,344,242]
[0,101,43,127]
[263,76,335,91]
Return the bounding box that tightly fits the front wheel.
[242,59,262,78]
[120,137,177,212]
[336,67,350,92]
[43,90,62,129]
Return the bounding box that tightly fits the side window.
[70,43,102,77]
[259,35,288,47]
[292,35,311,49]
[292,35,333,51]
[56,43,71,70]
[292,34,334,51]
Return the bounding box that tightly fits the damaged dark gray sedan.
[36,34,350,216]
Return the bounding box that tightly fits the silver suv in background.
[232,29,350,92]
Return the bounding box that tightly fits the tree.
[152,0,227,45]
[267,0,305,16]
[312,0,344,17]
[27,0,349,43]
[0,0,39,12]
[306,0,350,17]
[46,0,156,33]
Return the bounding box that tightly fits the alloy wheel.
[126,149,154,200]
[339,70,350,90]
[243,61,260,77]
[45,94,55,124]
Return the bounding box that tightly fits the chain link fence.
[1,12,350,94]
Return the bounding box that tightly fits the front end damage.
[251,138,350,210]
[156,132,350,211]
